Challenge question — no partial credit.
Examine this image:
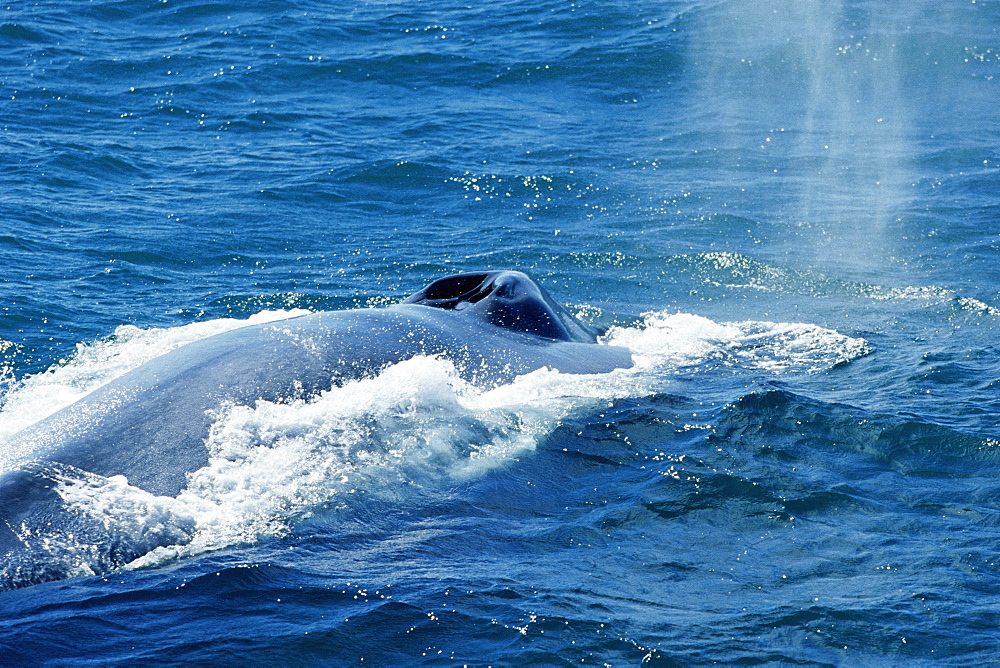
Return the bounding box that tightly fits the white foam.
[2,309,869,574]
[604,311,871,374]
[956,296,1000,317]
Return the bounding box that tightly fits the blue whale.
[0,271,631,586]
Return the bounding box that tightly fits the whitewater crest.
[606,311,872,374]
[0,309,869,583]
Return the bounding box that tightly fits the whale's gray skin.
[0,271,631,585]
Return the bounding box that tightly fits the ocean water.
[1,0,998,663]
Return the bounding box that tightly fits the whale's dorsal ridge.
[402,270,600,343]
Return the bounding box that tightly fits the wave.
[671,251,1000,316]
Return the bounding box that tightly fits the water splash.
[1,310,869,585]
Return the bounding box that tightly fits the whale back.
[0,271,636,588]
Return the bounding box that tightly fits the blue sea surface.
[1,0,999,663]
